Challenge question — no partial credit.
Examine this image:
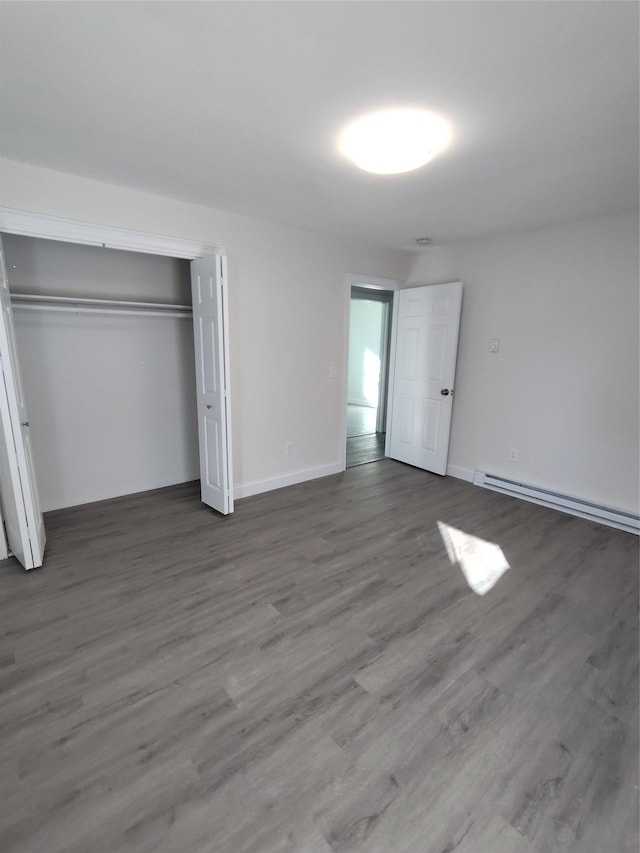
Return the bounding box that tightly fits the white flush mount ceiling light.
[339,108,451,175]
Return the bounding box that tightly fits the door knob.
[206,404,212,409]
[440,389,450,396]
[21,421,29,427]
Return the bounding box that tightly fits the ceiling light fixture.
[339,108,451,175]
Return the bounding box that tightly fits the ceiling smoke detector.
[416,237,432,246]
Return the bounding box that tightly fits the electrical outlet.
[490,339,500,353]
[285,441,294,456]
[329,365,337,379]
[509,447,519,462]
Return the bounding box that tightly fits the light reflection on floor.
[437,521,510,595]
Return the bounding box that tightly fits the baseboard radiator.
[472,471,639,535]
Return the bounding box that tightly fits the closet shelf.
[10,293,193,319]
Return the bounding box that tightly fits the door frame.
[0,207,227,549]
[341,273,399,470]
[349,285,394,433]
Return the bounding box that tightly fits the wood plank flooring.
[1,460,638,853]
[345,433,386,468]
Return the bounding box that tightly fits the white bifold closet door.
[0,235,46,570]
[191,255,234,516]
[387,282,463,476]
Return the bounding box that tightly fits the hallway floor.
[346,432,386,468]
[346,404,385,467]
[346,404,377,438]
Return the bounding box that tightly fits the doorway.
[346,285,394,468]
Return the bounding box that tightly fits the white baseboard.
[44,470,202,512]
[446,464,474,482]
[235,462,343,500]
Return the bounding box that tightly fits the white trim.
[384,290,400,457]
[345,273,400,292]
[446,464,474,482]
[0,207,223,259]
[235,463,342,500]
[44,473,201,513]
[342,273,400,470]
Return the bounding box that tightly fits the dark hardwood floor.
[1,460,638,852]
[346,432,386,467]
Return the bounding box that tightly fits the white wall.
[0,158,414,500]
[348,299,384,407]
[407,211,639,514]
[3,235,199,511]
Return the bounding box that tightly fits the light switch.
[489,339,500,353]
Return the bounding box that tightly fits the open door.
[190,255,233,515]
[0,236,46,569]
[387,282,463,476]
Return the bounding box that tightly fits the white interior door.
[0,236,46,569]
[387,282,463,475]
[191,255,233,515]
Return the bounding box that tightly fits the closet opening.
[0,216,232,569]
[3,233,199,514]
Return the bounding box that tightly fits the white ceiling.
[0,2,637,250]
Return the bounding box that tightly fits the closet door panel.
[0,235,45,569]
[191,255,233,516]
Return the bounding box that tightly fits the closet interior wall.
[2,234,199,511]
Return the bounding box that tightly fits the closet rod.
[10,293,193,318]
[12,303,192,320]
